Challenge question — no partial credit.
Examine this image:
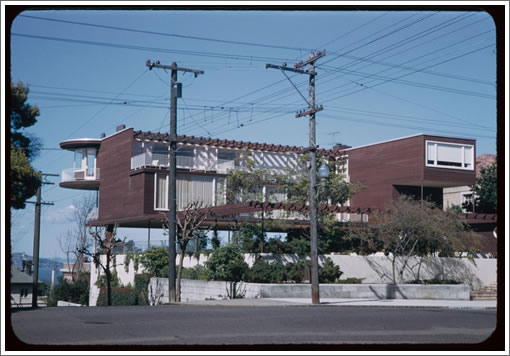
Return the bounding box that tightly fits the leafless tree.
[58,194,96,281]
[78,223,124,306]
[162,201,213,302]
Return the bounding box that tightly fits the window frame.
[425,140,474,171]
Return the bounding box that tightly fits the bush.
[319,257,343,283]
[140,247,169,277]
[206,245,249,282]
[247,258,287,283]
[48,273,90,306]
[337,277,364,284]
[134,273,152,305]
[181,265,211,280]
[96,287,138,306]
[406,279,460,285]
[285,260,311,283]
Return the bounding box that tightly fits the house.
[59,126,479,231]
[443,153,496,212]
[10,265,43,307]
[60,258,91,283]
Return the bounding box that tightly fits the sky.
[4,6,500,260]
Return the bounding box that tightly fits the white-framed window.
[154,174,214,210]
[425,140,474,170]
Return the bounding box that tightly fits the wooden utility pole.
[145,60,204,302]
[266,50,326,305]
[26,172,58,307]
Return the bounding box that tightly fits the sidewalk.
[178,297,497,309]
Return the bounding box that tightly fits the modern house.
[59,126,480,232]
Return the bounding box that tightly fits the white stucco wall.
[89,253,496,306]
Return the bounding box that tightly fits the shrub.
[96,287,138,306]
[139,247,169,277]
[247,258,287,283]
[206,245,249,282]
[406,278,460,285]
[48,273,90,306]
[319,257,343,283]
[181,265,211,280]
[337,277,364,284]
[285,260,311,283]
[134,273,152,305]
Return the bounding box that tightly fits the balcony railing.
[130,152,291,173]
[62,168,100,182]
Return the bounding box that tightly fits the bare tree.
[58,194,96,281]
[162,201,213,302]
[78,223,124,306]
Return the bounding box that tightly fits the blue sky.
[6,8,498,259]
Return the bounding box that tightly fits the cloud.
[41,204,76,224]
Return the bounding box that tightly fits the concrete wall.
[148,278,471,303]
[90,253,496,306]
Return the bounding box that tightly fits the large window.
[155,174,213,210]
[426,141,474,170]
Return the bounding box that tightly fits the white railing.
[61,168,100,182]
[131,153,195,170]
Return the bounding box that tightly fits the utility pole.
[26,172,58,307]
[266,50,326,305]
[146,60,204,302]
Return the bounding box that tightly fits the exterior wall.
[89,253,496,306]
[149,279,471,303]
[97,128,146,222]
[10,284,33,306]
[443,186,472,210]
[348,135,476,210]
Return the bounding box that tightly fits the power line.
[19,14,314,52]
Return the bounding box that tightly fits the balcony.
[60,168,100,190]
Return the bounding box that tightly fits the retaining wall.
[89,253,496,306]
[148,278,471,304]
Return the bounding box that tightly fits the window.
[74,150,84,169]
[155,174,213,210]
[154,173,168,210]
[425,141,474,170]
[218,150,236,161]
[176,146,194,157]
[86,149,96,176]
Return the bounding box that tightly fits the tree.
[205,245,249,299]
[10,81,42,210]
[58,194,96,281]
[162,201,213,302]
[138,246,169,277]
[352,196,483,284]
[464,162,497,214]
[10,145,41,209]
[78,224,125,306]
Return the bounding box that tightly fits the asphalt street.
[9,302,498,349]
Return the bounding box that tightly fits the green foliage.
[48,273,90,306]
[181,265,211,280]
[96,287,138,306]
[211,230,221,250]
[139,246,169,277]
[10,81,41,159]
[95,270,121,288]
[205,245,249,282]
[465,162,497,214]
[406,278,460,285]
[134,274,152,305]
[337,277,364,284]
[10,145,41,209]
[319,257,343,283]
[247,258,287,283]
[285,260,311,283]
[236,224,266,254]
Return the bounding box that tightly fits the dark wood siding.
[348,135,476,210]
[96,128,146,222]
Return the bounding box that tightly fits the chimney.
[116,124,126,132]
[100,133,106,138]
[24,260,33,276]
[333,143,351,151]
